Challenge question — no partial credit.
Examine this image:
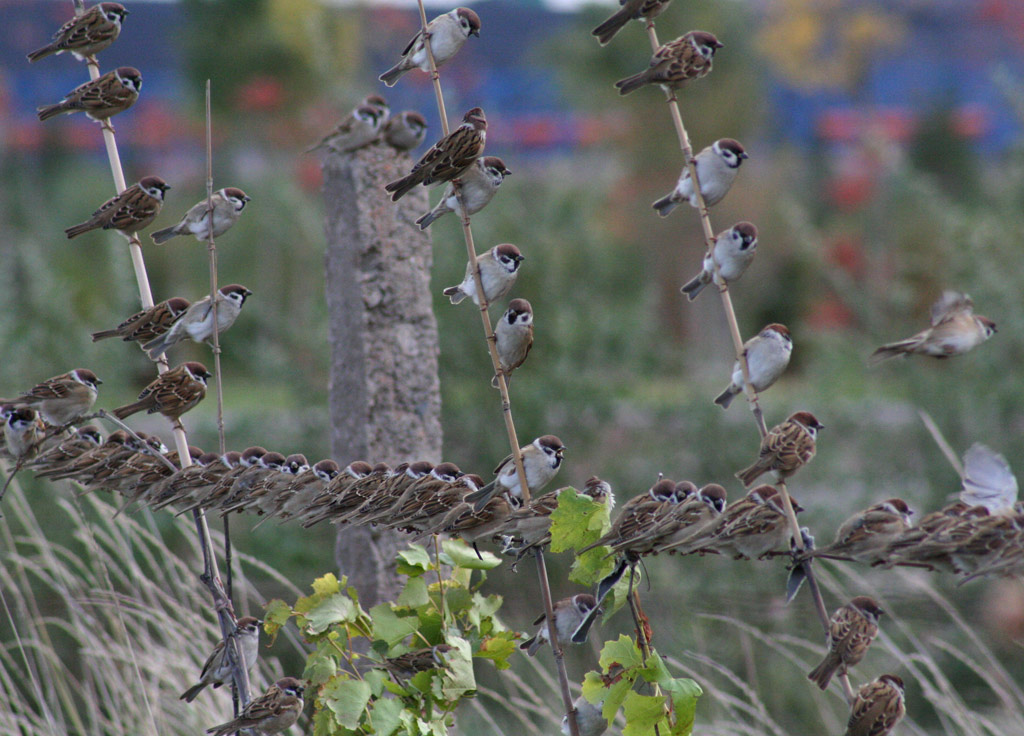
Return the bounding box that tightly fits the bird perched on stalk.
[305,102,387,154]
[150,188,251,244]
[614,31,722,95]
[652,139,747,216]
[65,176,170,239]
[808,597,883,690]
[379,7,481,86]
[804,499,914,565]
[443,243,523,306]
[27,3,128,62]
[844,674,906,736]
[205,677,305,736]
[714,323,792,409]
[592,0,673,46]
[493,298,534,388]
[0,369,102,427]
[180,616,261,702]
[464,435,565,511]
[520,594,601,656]
[142,284,252,359]
[91,297,191,345]
[37,67,141,123]
[384,110,429,151]
[416,156,511,229]
[680,221,758,300]
[870,290,995,365]
[112,361,211,424]
[736,411,823,487]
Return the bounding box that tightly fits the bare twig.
[535,549,581,736]
[917,410,965,479]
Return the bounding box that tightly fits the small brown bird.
[305,104,386,154]
[27,424,102,473]
[520,594,601,655]
[384,107,487,201]
[870,290,996,365]
[615,31,723,95]
[65,176,171,239]
[464,435,565,511]
[493,298,534,388]
[112,362,211,423]
[844,674,906,736]
[91,297,191,344]
[27,3,128,62]
[416,156,511,229]
[808,499,914,564]
[205,676,305,736]
[37,66,141,123]
[581,479,680,555]
[2,407,45,464]
[384,110,429,151]
[150,187,251,244]
[383,644,452,680]
[180,616,261,702]
[592,0,673,46]
[142,284,252,359]
[379,7,481,86]
[736,411,823,487]
[808,596,884,690]
[1,369,102,426]
[443,243,524,307]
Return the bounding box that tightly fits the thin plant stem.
[917,410,965,479]
[535,549,581,736]
[626,569,663,736]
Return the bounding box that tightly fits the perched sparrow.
[705,489,794,560]
[563,695,608,736]
[72,433,163,490]
[3,407,45,463]
[384,110,429,151]
[150,188,251,244]
[500,478,614,556]
[181,616,261,702]
[27,2,128,62]
[392,473,482,533]
[359,462,461,527]
[609,480,702,555]
[270,459,340,522]
[305,104,386,154]
[383,644,451,680]
[171,449,257,515]
[845,674,906,736]
[384,107,487,201]
[615,31,723,95]
[648,483,728,553]
[91,297,191,345]
[714,323,792,409]
[808,597,884,690]
[437,494,518,546]
[653,139,747,216]
[215,451,287,513]
[493,298,534,388]
[379,7,482,86]
[736,411,823,487]
[893,505,991,572]
[336,461,434,526]
[65,176,171,239]
[581,479,680,554]
[35,429,129,480]
[27,424,102,473]
[144,451,223,510]
[205,676,305,736]
[870,290,996,365]
[961,443,1018,514]
[37,67,141,123]
[681,221,758,301]
[520,594,600,656]
[592,0,673,46]
[464,435,565,511]
[879,501,969,565]
[443,243,524,306]
[218,452,296,516]
[1,369,101,426]
[808,499,914,564]
[949,514,1021,576]
[363,94,391,126]
[416,156,511,229]
[112,361,211,422]
[142,284,252,359]
[300,461,386,527]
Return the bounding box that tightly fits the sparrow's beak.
[471,28,480,37]
[244,195,252,202]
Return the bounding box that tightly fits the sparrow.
[608,480,701,556]
[714,323,792,409]
[112,361,211,423]
[27,424,102,473]
[416,156,511,229]
[844,674,906,736]
[961,443,1018,514]
[333,461,432,526]
[614,31,723,95]
[580,479,680,555]
[384,107,487,201]
[71,433,163,490]
[379,7,482,86]
[37,67,141,123]
[392,473,482,534]
[493,298,534,388]
[150,188,251,244]
[215,451,287,514]
[98,441,189,497]
[443,243,524,306]
[3,407,45,463]
[893,505,991,573]
[34,429,130,480]
[736,411,824,487]
[142,284,252,359]
[704,488,795,560]
[65,176,171,239]
[383,644,452,680]
[384,110,429,151]
[563,695,608,736]
[269,459,340,522]
[91,297,191,346]
[163,450,248,514]
[681,221,758,301]
[870,290,996,365]
[181,616,262,702]
[807,499,914,565]
[949,514,1021,576]
[27,3,128,62]
[592,0,673,46]
[143,451,222,510]
[653,139,747,216]
[647,483,728,554]
[464,435,565,511]
[205,676,305,736]
[808,597,884,690]
[218,451,295,516]
[1,369,101,426]
[300,461,386,527]
[363,94,391,125]
[520,594,601,656]
[305,103,386,154]
[436,494,518,546]
[360,462,461,526]
[879,501,969,566]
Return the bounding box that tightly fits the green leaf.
[474,632,517,670]
[466,592,503,630]
[369,696,404,736]
[439,636,476,701]
[370,604,420,648]
[363,668,387,698]
[312,706,338,736]
[396,545,433,577]
[598,635,645,672]
[398,576,430,608]
[305,593,358,635]
[321,676,372,730]
[603,672,635,723]
[303,639,339,686]
[569,547,617,587]
[622,691,668,736]
[441,538,503,569]
[294,573,343,617]
[582,670,607,705]
[662,677,703,736]
[638,650,671,684]
[262,598,293,644]
[550,489,610,553]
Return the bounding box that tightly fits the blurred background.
[2,0,1024,734]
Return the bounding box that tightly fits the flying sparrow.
[870,290,996,365]
[736,411,824,487]
[493,298,534,388]
[1,369,101,426]
[614,31,723,95]
[592,0,673,46]
[563,694,608,736]
[112,361,211,423]
[808,597,884,690]
[520,594,601,656]
[808,499,914,564]
[844,674,906,736]
[443,243,524,306]
[91,297,191,345]
[142,284,252,359]
[180,616,261,702]
[150,188,251,244]
[65,176,171,239]
[384,107,487,201]
[379,7,482,86]
[464,435,565,511]
[416,156,511,229]
[960,443,1018,514]
[37,66,141,123]
[205,676,305,736]
[714,323,792,409]
[27,2,128,62]
[305,103,386,154]
[681,221,758,301]
[653,139,747,216]
[384,110,429,151]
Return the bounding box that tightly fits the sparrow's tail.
[142,333,172,360]
[150,226,179,245]
[713,386,738,409]
[868,341,913,366]
[680,273,708,300]
[735,462,765,488]
[652,192,680,218]
[442,285,467,305]
[416,208,442,230]
[806,657,838,690]
[384,173,419,202]
[614,70,650,95]
[36,103,67,122]
[90,328,121,342]
[378,63,407,88]
[591,7,633,46]
[112,401,145,420]
[463,479,497,510]
[65,220,97,239]
[26,44,56,63]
